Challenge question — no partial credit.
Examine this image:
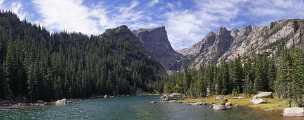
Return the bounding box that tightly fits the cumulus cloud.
[32,0,149,34]
[33,0,102,34]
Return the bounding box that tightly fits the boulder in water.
[213,104,226,110]
[160,93,183,101]
[55,99,66,106]
[283,107,304,117]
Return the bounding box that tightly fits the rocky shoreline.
[156,93,233,111]
[0,99,75,110]
[156,93,304,119]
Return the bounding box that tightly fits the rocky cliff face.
[133,27,183,71]
[180,19,304,69]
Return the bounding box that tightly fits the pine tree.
[243,58,255,96]
[230,56,244,93]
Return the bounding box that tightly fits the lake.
[0,96,281,120]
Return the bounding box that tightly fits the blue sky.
[1,0,304,50]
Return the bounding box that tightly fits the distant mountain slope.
[133,27,183,71]
[181,19,304,69]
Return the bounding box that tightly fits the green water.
[0,96,278,120]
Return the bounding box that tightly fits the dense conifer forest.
[0,11,165,101]
[164,48,304,107]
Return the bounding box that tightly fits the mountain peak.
[134,26,183,71]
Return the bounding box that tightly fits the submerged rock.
[283,107,304,117]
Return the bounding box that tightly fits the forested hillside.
[0,11,165,101]
[164,46,304,106]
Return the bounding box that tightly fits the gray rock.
[213,104,226,110]
[55,99,66,106]
[225,102,233,109]
[283,107,304,117]
[251,98,266,104]
[253,92,273,98]
[160,93,183,101]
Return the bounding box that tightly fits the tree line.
[163,48,304,107]
[0,11,165,101]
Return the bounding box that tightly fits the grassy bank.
[178,95,289,111]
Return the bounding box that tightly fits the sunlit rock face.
[180,19,304,69]
[134,26,184,71]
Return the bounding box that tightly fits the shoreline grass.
[178,95,289,111]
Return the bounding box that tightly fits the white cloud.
[165,10,208,49]
[33,0,102,34]
[248,0,304,19]
[114,1,143,25]
[32,0,150,34]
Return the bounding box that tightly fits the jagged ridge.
[181,19,304,69]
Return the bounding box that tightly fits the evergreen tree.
[230,56,244,93]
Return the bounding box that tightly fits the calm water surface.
[0,96,281,120]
